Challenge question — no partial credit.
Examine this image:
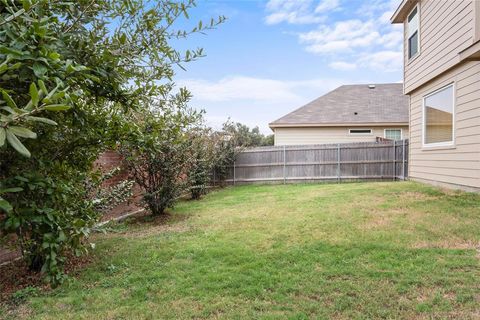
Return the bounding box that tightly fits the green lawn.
[3,182,480,319]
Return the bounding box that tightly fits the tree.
[0,0,224,284]
[222,121,274,147]
[121,97,202,215]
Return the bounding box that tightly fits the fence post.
[233,160,236,186]
[393,140,396,181]
[402,139,405,180]
[337,143,341,182]
[283,145,286,184]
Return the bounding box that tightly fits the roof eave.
[269,122,409,129]
[459,40,480,61]
[391,0,418,24]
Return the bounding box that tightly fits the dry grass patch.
[3,182,480,320]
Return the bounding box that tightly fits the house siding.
[408,61,480,190]
[403,0,475,94]
[274,126,409,146]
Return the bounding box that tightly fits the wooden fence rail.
[215,140,409,185]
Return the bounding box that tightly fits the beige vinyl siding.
[408,61,480,190]
[404,0,475,94]
[274,126,409,146]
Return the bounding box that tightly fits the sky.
[173,0,404,133]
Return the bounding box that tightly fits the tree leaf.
[0,197,13,213]
[0,187,23,193]
[32,62,47,78]
[0,46,25,57]
[1,90,18,109]
[44,104,71,111]
[3,8,26,24]
[38,79,48,95]
[0,128,5,147]
[30,82,39,107]
[22,0,32,11]
[8,126,37,139]
[5,130,31,157]
[26,116,57,125]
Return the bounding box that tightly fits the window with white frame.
[407,5,419,59]
[423,83,454,146]
[384,129,402,140]
[349,129,372,135]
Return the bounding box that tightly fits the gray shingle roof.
[270,83,408,127]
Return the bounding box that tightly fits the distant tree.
[222,121,274,147]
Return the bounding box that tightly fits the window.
[423,83,454,147]
[349,129,372,135]
[407,5,419,59]
[384,129,402,140]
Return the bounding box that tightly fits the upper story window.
[423,83,455,147]
[407,5,419,59]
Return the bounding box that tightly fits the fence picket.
[220,140,408,184]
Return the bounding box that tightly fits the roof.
[391,0,418,24]
[269,83,409,128]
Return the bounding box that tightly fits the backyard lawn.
[2,181,480,319]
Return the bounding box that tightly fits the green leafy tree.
[121,98,202,215]
[222,121,274,147]
[0,0,224,284]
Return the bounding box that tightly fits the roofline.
[269,122,409,129]
[459,39,480,61]
[391,0,418,24]
[269,82,405,125]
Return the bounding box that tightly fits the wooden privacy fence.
[219,140,409,185]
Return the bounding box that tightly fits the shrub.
[186,128,213,200]
[1,171,99,283]
[122,103,202,215]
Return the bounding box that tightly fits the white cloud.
[177,76,346,133]
[329,61,357,71]
[314,0,340,14]
[358,51,403,72]
[265,0,340,25]
[178,76,301,103]
[299,20,380,54]
[272,1,404,72]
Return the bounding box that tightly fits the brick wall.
[0,151,144,265]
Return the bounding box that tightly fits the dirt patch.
[0,251,96,306]
[362,214,392,230]
[0,260,45,303]
[113,212,192,238]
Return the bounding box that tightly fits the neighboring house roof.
[269,83,409,128]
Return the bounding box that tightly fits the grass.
[3,181,480,319]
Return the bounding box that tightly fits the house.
[269,83,409,146]
[391,0,480,191]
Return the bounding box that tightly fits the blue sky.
[173,0,403,133]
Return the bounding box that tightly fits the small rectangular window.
[407,5,419,59]
[349,129,372,135]
[408,31,418,59]
[384,129,402,140]
[423,83,454,146]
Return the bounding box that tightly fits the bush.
[186,128,212,200]
[122,103,202,215]
[1,171,98,283]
